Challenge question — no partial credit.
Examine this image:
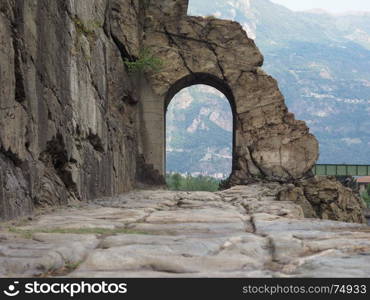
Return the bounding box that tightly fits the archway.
[166,84,233,180]
[140,7,319,184]
[165,73,238,179]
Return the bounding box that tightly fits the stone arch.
[165,73,237,174]
[138,0,319,185]
[165,73,236,111]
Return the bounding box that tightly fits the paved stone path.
[1,184,370,277]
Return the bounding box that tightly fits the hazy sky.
[270,0,370,13]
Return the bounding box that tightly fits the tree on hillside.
[171,173,182,190]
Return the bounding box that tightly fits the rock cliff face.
[0,0,365,224]
[0,0,142,220]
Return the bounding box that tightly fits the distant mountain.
[166,85,232,178]
[166,0,370,176]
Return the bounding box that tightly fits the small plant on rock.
[71,17,102,61]
[72,17,102,39]
[124,48,163,73]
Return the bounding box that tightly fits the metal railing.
[312,164,370,176]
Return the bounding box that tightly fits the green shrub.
[166,173,221,192]
[218,178,231,190]
[124,48,163,73]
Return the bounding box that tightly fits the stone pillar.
[139,78,165,176]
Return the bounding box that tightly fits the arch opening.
[165,74,237,187]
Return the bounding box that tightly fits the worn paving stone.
[128,222,247,237]
[0,185,369,278]
[68,270,277,278]
[0,237,98,277]
[253,213,365,235]
[17,207,148,231]
[146,208,247,224]
[283,250,370,277]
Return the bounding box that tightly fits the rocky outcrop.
[278,177,366,224]
[143,0,319,182]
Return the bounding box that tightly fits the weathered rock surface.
[143,0,319,182]
[0,0,363,264]
[278,177,366,223]
[1,0,323,220]
[0,185,369,278]
[0,0,366,279]
[0,0,141,220]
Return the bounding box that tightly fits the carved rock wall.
[0,0,143,220]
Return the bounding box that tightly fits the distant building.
[356,176,370,194]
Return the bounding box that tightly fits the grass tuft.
[8,227,148,238]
